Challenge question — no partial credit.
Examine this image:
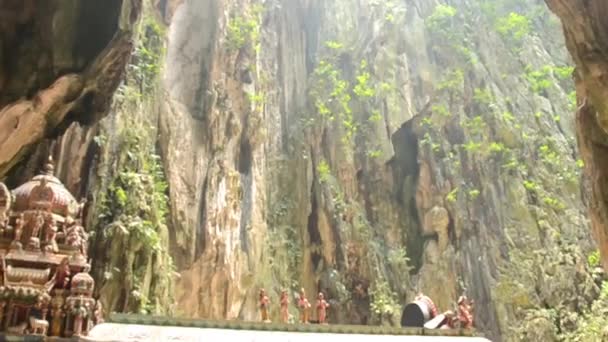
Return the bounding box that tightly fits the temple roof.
[5,266,51,286]
[0,285,46,299]
[11,157,78,217]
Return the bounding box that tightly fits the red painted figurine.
[259,288,271,322]
[457,295,474,328]
[415,292,438,318]
[280,289,289,323]
[316,292,330,324]
[297,288,311,323]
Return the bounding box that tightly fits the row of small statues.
[257,289,474,329]
[259,288,330,324]
[0,211,88,256]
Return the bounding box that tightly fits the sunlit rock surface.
[153,1,597,340]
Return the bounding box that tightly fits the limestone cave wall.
[153,0,600,340]
[1,0,606,341]
[545,0,608,275]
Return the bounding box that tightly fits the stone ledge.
[106,313,483,337]
[87,322,492,342]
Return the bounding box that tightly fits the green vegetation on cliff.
[90,8,175,315]
[227,3,264,53]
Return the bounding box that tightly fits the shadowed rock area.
[0,0,141,179]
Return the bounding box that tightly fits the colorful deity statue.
[259,289,271,322]
[0,211,7,236]
[0,182,11,236]
[11,213,24,249]
[66,218,88,257]
[457,295,474,329]
[55,257,71,289]
[93,300,104,325]
[415,292,438,319]
[297,288,311,324]
[26,211,46,250]
[43,214,58,253]
[280,290,289,323]
[316,292,330,324]
[443,310,456,329]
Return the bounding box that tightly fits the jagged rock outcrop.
[544,0,608,271]
[0,0,141,180]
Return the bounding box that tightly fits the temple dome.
[11,156,78,217]
[70,272,95,296]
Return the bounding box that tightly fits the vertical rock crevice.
[307,169,323,271]
[389,118,423,273]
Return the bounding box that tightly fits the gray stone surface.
[85,323,492,342]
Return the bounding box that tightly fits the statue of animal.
[29,316,48,335]
[6,322,27,334]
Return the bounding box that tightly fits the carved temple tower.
[0,156,100,337]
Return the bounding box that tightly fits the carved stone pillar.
[0,301,6,327]
[4,299,13,330]
[73,310,83,336]
[50,308,64,336]
[51,292,66,336]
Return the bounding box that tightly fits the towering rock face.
[1,0,604,341]
[158,0,598,340]
[544,0,608,272]
[0,0,141,179]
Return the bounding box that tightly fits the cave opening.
[389,118,424,274]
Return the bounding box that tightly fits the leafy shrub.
[473,88,494,105]
[426,4,457,33]
[438,69,464,92]
[525,66,553,93]
[446,187,459,203]
[496,12,530,40]
[317,160,331,183]
[369,280,400,325]
[353,60,375,98]
[553,65,574,79]
[588,250,601,268]
[226,4,264,52]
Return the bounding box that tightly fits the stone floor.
[84,323,493,342]
[0,335,79,342]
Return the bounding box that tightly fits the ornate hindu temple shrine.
[0,156,101,338]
